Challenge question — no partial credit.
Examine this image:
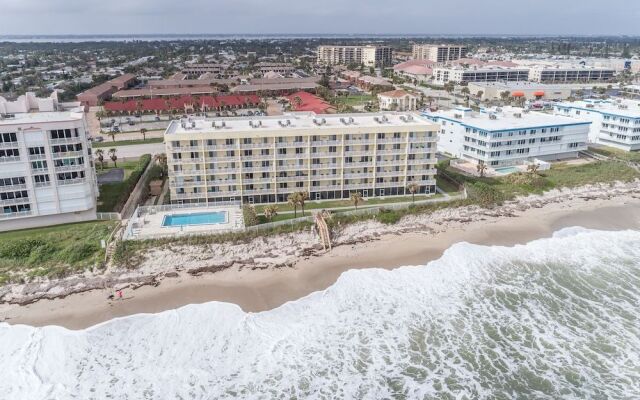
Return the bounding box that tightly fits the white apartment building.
[467,82,574,101]
[424,106,590,167]
[316,46,393,67]
[528,65,615,83]
[433,66,530,85]
[165,112,438,204]
[0,93,97,232]
[412,44,468,63]
[553,99,640,151]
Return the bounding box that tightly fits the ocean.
[1,227,639,399]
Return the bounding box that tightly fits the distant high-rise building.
[412,44,468,63]
[316,46,393,67]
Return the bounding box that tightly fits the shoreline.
[2,192,640,330]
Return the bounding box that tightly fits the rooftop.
[556,99,640,118]
[0,111,83,126]
[425,106,590,132]
[166,112,436,136]
[469,82,579,90]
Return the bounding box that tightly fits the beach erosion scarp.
[1,179,640,310]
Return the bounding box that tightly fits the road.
[94,143,165,160]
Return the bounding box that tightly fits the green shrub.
[377,208,402,224]
[465,182,505,207]
[58,242,100,264]
[243,205,259,227]
[0,239,46,259]
[98,154,152,212]
[27,243,59,264]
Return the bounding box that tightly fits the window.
[28,147,45,155]
[0,132,17,144]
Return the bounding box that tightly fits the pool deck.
[125,205,244,240]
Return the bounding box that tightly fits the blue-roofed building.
[553,99,640,151]
[423,106,590,167]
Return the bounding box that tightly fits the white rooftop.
[426,106,590,131]
[165,112,435,135]
[0,111,84,126]
[556,99,640,119]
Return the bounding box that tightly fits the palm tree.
[141,128,148,140]
[293,95,303,110]
[95,149,105,170]
[287,192,300,218]
[297,191,309,216]
[157,153,168,177]
[527,163,540,175]
[108,148,118,168]
[407,181,419,203]
[350,192,363,210]
[263,205,279,221]
[476,163,487,177]
[500,91,511,104]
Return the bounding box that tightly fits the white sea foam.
[1,228,640,399]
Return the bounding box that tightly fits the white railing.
[0,210,32,219]
[0,156,21,163]
[50,137,83,145]
[0,197,30,206]
[55,164,86,172]
[0,184,27,191]
[96,212,122,220]
[52,151,83,159]
[57,178,87,186]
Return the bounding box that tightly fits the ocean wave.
[1,228,640,399]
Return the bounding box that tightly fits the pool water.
[162,211,227,227]
[495,166,521,174]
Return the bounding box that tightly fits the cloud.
[0,0,638,35]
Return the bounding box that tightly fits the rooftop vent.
[312,118,326,126]
[249,120,263,128]
[489,114,498,120]
[278,119,292,127]
[454,113,463,119]
[513,113,522,118]
[586,104,595,108]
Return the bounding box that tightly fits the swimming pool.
[162,211,228,227]
[495,166,521,175]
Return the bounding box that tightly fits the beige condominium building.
[165,112,438,205]
[316,46,393,67]
[412,44,468,63]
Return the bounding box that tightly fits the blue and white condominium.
[553,99,640,151]
[0,93,97,232]
[424,106,590,167]
[165,112,439,204]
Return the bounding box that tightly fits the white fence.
[96,212,121,221]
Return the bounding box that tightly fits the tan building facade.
[316,46,393,67]
[412,44,468,63]
[166,112,438,205]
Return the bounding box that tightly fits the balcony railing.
[28,154,47,161]
[52,151,84,159]
[0,142,20,149]
[0,197,30,206]
[0,210,33,219]
[50,137,83,145]
[55,164,85,172]
[57,178,87,186]
[0,156,21,163]
[276,141,307,148]
[0,184,27,192]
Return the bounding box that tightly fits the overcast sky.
[1,0,638,36]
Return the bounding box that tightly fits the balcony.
[0,184,27,192]
[0,156,21,163]
[34,182,51,188]
[311,140,342,146]
[173,192,207,199]
[243,166,274,173]
[276,141,307,148]
[0,197,30,206]
[57,178,87,186]
[0,142,20,149]
[377,138,405,144]
[52,151,84,159]
[50,137,83,145]
[172,157,204,164]
[208,190,241,197]
[171,146,201,152]
[28,154,47,161]
[0,210,33,219]
[276,164,306,172]
[31,167,49,174]
[171,181,206,188]
[276,175,308,182]
[343,172,373,179]
[243,189,276,195]
[55,164,85,172]
[310,184,342,191]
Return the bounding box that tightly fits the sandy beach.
[2,189,640,330]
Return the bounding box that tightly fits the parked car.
[93,136,104,142]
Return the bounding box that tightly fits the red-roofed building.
[102,95,261,115]
[286,92,334,114]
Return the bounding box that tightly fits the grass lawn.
[589,146,640,162]
[96,155,152,212]
[0,221,117,284]
[93,137,164,148]
[334,94,375,107]
[436,176,461,193]
[444,159,640,200]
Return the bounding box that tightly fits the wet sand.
[2,196,639,330]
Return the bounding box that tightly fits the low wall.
[0,208,97,232]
